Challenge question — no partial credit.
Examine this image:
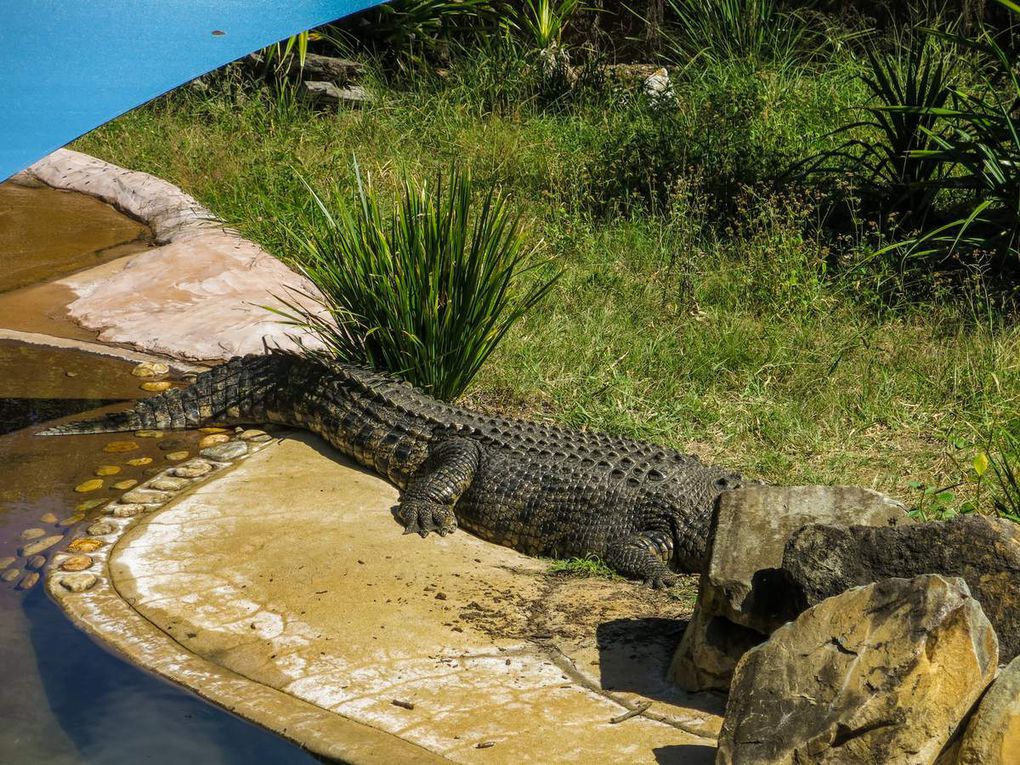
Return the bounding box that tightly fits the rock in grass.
[718,575,998,765]
[780,515,1020,661]
[670,485,909,692]
[957,654,1020,764]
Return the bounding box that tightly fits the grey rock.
[109,503,146,518]
[670,485,909,692]
[199,441,248,462]
[718,575,998,765]
[120,488,172,505]
[303,80,372,108]
[780,514,1020,661]
[290,53,364,83]
[58,573,98,593]
[86,521,117,536]
[171,460,213,478]
[146,476,190,492]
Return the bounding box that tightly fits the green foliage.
[548,554,620,578]
[518,0,583,51]
[663,0,823,71]
[273,164,560,401]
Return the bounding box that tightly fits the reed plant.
[274,164,559,401]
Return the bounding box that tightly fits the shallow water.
[0,341,320,764]
[0,181,151,294]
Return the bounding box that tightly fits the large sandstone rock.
[717,575,999,765]
[780,514,1020,661]
[955,653,1020,763]
[669,485,909,691]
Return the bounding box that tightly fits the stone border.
[12,149,323,362]
[46,432,448,765]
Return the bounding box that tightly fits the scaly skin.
[40,352,745,586]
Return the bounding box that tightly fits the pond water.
[0,182,322,763]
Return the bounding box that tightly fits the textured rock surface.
[957,654,1020,764]
[22,149,323,361]
[780,515,1020,661]
[670,485,909,691]
[717,575,998,765]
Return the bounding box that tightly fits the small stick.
[609,701,652,724]
[391,699,415,710]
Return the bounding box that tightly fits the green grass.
[548,555,621,579]
[72,56,1020,514]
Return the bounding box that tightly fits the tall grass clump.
[276,164,560,401]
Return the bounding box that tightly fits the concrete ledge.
[17,149,321,361]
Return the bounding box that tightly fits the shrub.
[274,164,560,401]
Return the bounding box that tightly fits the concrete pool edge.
[12,149,322,362]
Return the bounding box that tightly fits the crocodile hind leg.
[603,531,680,589]
[396,438,481,538]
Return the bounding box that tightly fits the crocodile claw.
[396,500,458,538]
[646,572,680,590]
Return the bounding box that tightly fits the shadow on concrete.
[653,744,717,764]
[596,617,727,718]
[22,586,321,765]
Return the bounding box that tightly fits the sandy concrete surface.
[14,149,321,361]
[98,433,720,764]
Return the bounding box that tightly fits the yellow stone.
[140,381,172,392]
[166,451,190,462]
[39,512,58,524]
[57,514,85,528]
[95,465,121,476]
[113,479,138,491]
[199,427,229,434]
[60,555,94,572]
[132,361,169,378]
[76,499,107,513]
[103,441,139,453]
[74,479,104,493]
[127,457,153,467]
[67,538,104,553]
[198,433,231,448]
[135,430,164,439]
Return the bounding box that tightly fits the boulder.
[669,485,909,691]
[717,575,998,765]
[957,653,1020,764]
[780,514,1020,661]
[289,53,364,84]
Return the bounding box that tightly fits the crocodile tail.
[37,353,298,436]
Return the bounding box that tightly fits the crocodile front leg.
[397,438,481,538]
[604,531,680,589]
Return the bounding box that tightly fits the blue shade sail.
[0,1,384,182]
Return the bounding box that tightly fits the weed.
[548,555,621,578]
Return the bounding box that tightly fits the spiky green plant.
[663,0,820,70]
[518,0,583,51]
[274,164,560,401]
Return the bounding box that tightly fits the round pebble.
[57,514,85,528]
[200,441,248,461]
[20,528,46,541]
[39,512,58,524]
[165,451,190,462]
[20,535,64,557]
[59,573,98,592]
[103,441,139,454]
[112,479,138,491]
[26,555,46,571]
[198,433,230,449]
[17,572,40,590]
[134,430,164,439]
[60,555,94,572]
[67,538,104,553]
[172,461,213,478]
[140,381,172,393]
[147,477,190,492]
[0,557,15,570]
[126,457,153,467]
[76,499,108,513]
[109,504,145,518]
[121,489,171,505]
[95,465,121,476]
[87,521,116,536]
[132,361,169,378]
[74,479,104,493]
[1,568,22,582]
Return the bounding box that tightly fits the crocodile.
[40,352,745,586]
